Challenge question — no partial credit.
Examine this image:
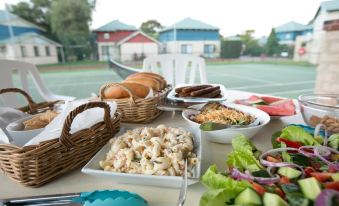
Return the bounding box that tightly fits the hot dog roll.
[190,86,220,97]
[175,86,188,93]
[200,89,221,98]
[182,85,212,93]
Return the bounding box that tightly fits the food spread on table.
[99,125,198,176]
[235,95,296,116]
[190,102,255,126]
[1,71,338,206]
[175,84,222,98]
[200,125,339,206]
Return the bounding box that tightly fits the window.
[20,46,27,57]
[204,44,216,54]
[285,33,291,39]
[0,45,6,54]
[104,33,110,39]
[45,46,50,56]
[33,46,39,56]
[101,45,110,56]
[181,44,192,54]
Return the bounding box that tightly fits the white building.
[294,0,339,64]
[159,18,220,58]
[94,20,159,62]
[0,10,62,65]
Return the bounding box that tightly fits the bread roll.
[124,76,162,91]
[102,82,150,99]
[126,72,167,89]
[127,72,164,80]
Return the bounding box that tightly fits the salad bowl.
[182,102,270,143]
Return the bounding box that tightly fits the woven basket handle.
[99,83,139,105]
[0,87,37,113]
[60,101,114,148]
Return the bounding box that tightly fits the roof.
[321,0,339,12]
[94,20,137,32]
[0,10,45,31]
[0,32,61,46]
[160,17,219,32]
[311,1,339,22]
[275,21,312,33]
[117,31,159,45]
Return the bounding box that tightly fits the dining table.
[0,90,305,206]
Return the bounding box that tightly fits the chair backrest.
[142,54,208,86]
[0,60,55,107]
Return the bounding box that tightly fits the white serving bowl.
[6,115,44,147]
[182,102,271,143]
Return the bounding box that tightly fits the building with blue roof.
[0,10,62,64]
[159,18,220,58]
[275,21,313,45]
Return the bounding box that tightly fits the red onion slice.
[230,168,279,185]
[314,146,339,171]
[259,148,299,167]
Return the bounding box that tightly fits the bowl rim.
[298,94,339,110]
[182,102,271,131]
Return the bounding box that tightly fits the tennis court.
[20,63,317,102]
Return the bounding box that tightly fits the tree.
[220,40,242,58]
[140,20,163,38]
[10,0,53,34]
[239,30,264,56]
[50,0,94,60]
[265,28,279,56]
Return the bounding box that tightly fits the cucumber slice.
[278,167,302,179]
[263,192,288,206]
[298,177,321,200]
[332,173,339,181]
[235,188,261,205]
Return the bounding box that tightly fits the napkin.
[0,107,29,143]
[24,100,117,146]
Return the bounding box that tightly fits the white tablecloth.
[0,90,305,205]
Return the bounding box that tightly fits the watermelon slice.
[261,96,283,104]
[256,99,296,116]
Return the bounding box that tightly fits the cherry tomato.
[251,182,266,196]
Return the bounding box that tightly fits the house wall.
[308,10,339,64]
[120,42,158,62]
[0,43,58,64]
[163,40,220,57]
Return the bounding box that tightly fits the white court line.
[208,71,277,84]
[269,89,314,95]
[229,80,315,90]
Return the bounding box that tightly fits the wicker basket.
[99,83,170,123]
[0,101,120,187]
[0,88,60,114]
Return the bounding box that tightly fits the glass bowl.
[298,94,339,133]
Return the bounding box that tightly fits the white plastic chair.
[0,60,75,107]
[142,54,208,86]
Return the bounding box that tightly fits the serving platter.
[82,126,202,188]
[167,83,227,103]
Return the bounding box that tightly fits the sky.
[2,0,325,37]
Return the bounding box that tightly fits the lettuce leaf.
[200,165,251,206]
[328,134,339,150]
[226,135,263,171]
[280,125,320,146]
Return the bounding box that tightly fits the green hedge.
[220,40,242,58]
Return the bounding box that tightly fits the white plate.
[167,84,227,103]
[82,127,202,188]
[182,102,271,144]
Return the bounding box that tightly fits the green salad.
[200,126,339,206]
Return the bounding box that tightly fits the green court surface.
[15,63,316,102]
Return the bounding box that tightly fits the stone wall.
[315,19,339,93]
